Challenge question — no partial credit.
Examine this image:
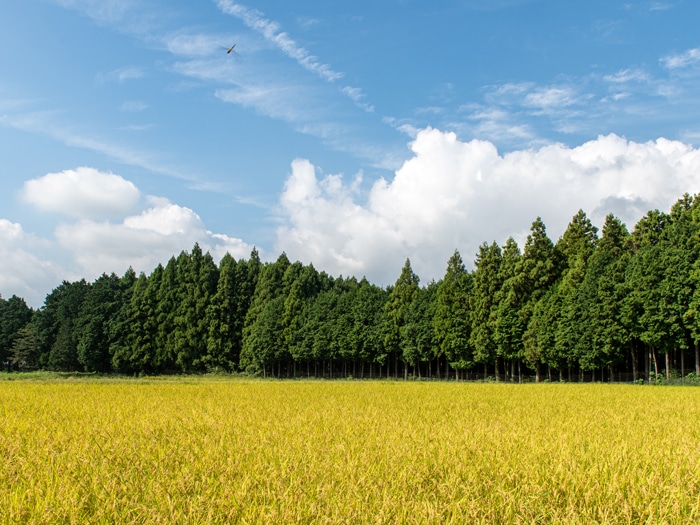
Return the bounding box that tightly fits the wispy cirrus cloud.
[417,41,700,150]
[217,0,343,82]
[120,100,148,112]
[603,68,650,84]
[95,66,146,85]
[0,108,195,183]
[216,1,374,113]
[661,48,700,70]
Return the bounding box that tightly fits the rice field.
[1,377,699,524]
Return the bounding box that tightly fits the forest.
[2,193,700,383]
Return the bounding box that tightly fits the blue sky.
[2,0,700,306]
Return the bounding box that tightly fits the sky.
[2,0,700,307]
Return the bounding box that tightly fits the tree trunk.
[651,347,658,381]
[495,356,500,382]
[518,360,522,384]
[645,346,650,383]
[681,348,685,384]
[695,342,699,375]
[631,343,637,382]
[665,351,670,381]
[535,364,541,383]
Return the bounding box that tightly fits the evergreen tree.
[205,248,261,371]
[240,253,290,375]
[111,271,158,374]
[0,294,33,370]
[384,259,420,379]
[402,281,438,378]
[517,218,562,380]
[9,324,39,370]
[350,278,387,378]
[205,253,240,371]
[492,237,524,381]
[550,210,599,379]
[626,210,674,379]
[38,280,89,371]
[75,273,124,373]
[171,244,219,372]
[470,242,503,378]
[434,250,473,379]
[574,214,631,379]
[155,258,179,371]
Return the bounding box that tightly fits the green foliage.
[3,192,700,381]
[0,294,33,369]
[434,250,473,372]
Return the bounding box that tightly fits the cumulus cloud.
[21,167,141,219]
[54,197,255,285]
[276,128,700,286]
[0,220,64,307]
[4,169,255,306]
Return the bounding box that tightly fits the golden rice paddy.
[1,377,699,524]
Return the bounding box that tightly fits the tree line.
[2,193,700,383]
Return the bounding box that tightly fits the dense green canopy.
[3,193,700,382]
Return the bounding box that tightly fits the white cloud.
[55,199,254,283]
[217,1,343,82]
[1,168,257,306]
[120,100,148,112]
[1,110,194,182]
[96,66,146,84]
[51,0,135,24]
[215,1,376,114]
[661,48,700,70]
[0,220,64,308]
[524,86,579,109]
[276,128,700,286]
[215,84,312,123]
[603,68,650,84]
[21,167,141,220]
[341,86,375,113]
[166,33,228,57]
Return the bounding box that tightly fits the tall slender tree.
[470,242,503,378]
[434,250,473,379]
[384,259,420,379]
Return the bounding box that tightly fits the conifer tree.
[384,259,420,379]
[434,250,473,379]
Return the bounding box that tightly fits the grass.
[1,377,699,524]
